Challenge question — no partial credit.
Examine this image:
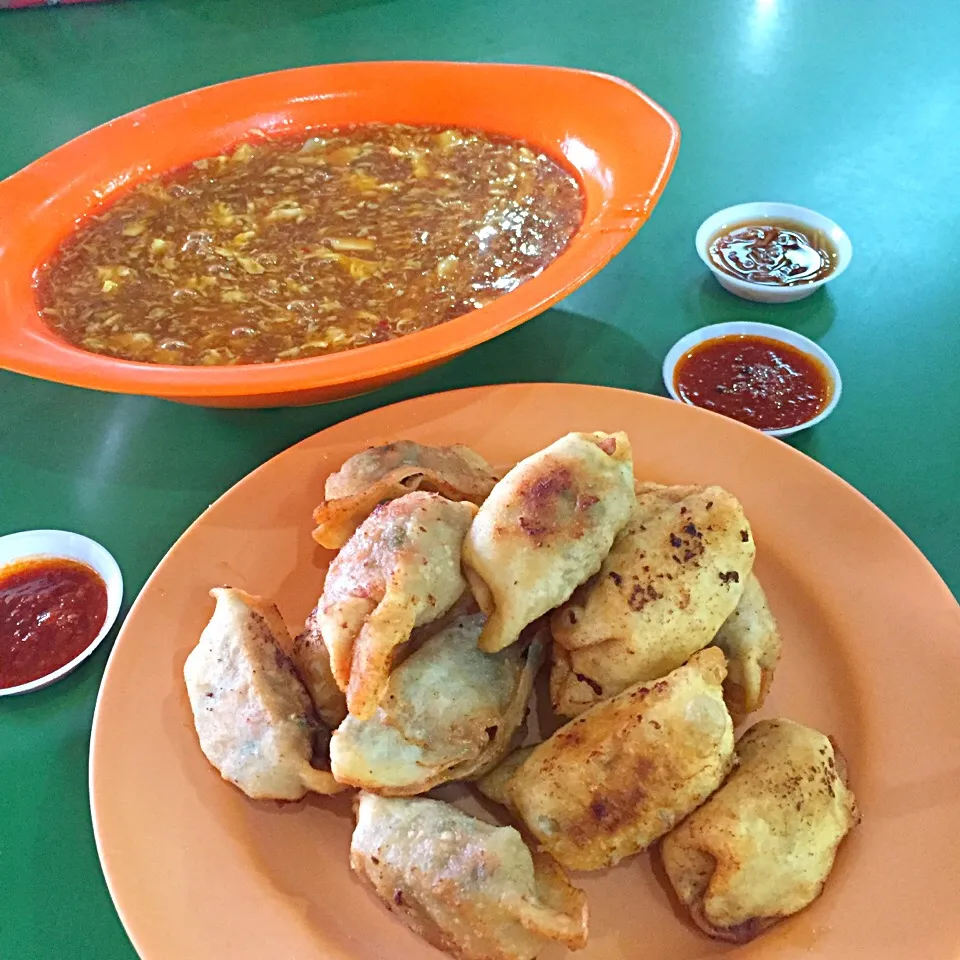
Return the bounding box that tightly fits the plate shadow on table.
[1,309,660,503]
[396,307,665,397]
[692,276,837,342]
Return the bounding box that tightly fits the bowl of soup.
[0,62,680,407]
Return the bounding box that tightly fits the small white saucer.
[0,529,123,696]
[662,321,842,438]
[696,201,852,303]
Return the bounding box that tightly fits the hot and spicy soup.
[35,124,583,366]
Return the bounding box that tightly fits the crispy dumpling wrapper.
[183,588,343,800]
[476,746,535,809]
[463,431,636,654]
[480,648,734,870]
[317,491,477,720]
[710,573,782,724]
[351,793,588,960]
[285,608,348,728]
[550,483,755,716]
[330,614,543,795]
[313,440,498,548]
[661,718,859,944]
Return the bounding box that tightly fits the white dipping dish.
[662,321,842,438]
[0,529,123,696]
[696,201,852,303]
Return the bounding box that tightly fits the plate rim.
[89,382,960,959]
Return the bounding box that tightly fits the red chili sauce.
[0,557,107,688]
[674,335,832,430]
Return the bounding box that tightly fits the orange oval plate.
[90,384,960,959]
[0,63,679,407]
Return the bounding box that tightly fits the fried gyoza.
[463,432,635,654]
[661,718,859,944]
[316,491,477,720]
[351,793,588,960]
[286,609,348,728]
[550,484,755,716]
[710,573,782,724]
[313,440,498,549]
[330,614,543,794]
[479,648,734,870]
[183,588,342,800]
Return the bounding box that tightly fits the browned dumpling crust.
[330,614,543,795]
[710,573,782,725]
[315,491,477,720]
[660,717,859,944]
[285,609,347,729]
[479,648,735,870]
[550,483,755,717]
[463,431,636,654]
[183,588,343,800]
[313,440,498,549]
[351,793,588,960]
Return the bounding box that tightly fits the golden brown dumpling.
[313,440,498,548]
[550,484,755,716]
[286,609,348,728]
[710,573,782,724]
[463,431,635,654]
[330,615,543,794]
[183,588,343,800]
[351,793,588,960]
[316,491,477,720]
[479,648,734,870]
[661,718,859,944]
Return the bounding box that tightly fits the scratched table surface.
[1,0,958,956]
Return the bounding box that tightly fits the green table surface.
[1,1,958,956]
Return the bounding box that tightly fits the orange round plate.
[90,384,960,959]
[0,63,678,407]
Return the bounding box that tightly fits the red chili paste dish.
[0,557,108,689]
[663,322,842,438]
[0,530,123,695]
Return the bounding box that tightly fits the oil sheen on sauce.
[0,557,108,688]
[36,124,583,366]
[674,335,832,430]
[708,219,838,285]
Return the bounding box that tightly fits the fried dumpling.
[351,793,588,960]
[313,440,498,548]
[550,484,755,716]
[661,718,859,944]
[286,609,348,728]
[317,491,477,720]
[710,573,782,724]
[463,431,635,654]
[479,648,734,870]
[183,588,343,800]
[331,614,543,794]
[475,745,535,808]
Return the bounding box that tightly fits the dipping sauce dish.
[0,558,108,689]
[707,219,838,287]
[662,321,842,437]
[0,530,123,696]
[696,202,851,304]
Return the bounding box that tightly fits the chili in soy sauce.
[0,557,107,688]
[708,219,838,286]
[674,335,832,431]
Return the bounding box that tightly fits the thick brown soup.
[36,124,583,366]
